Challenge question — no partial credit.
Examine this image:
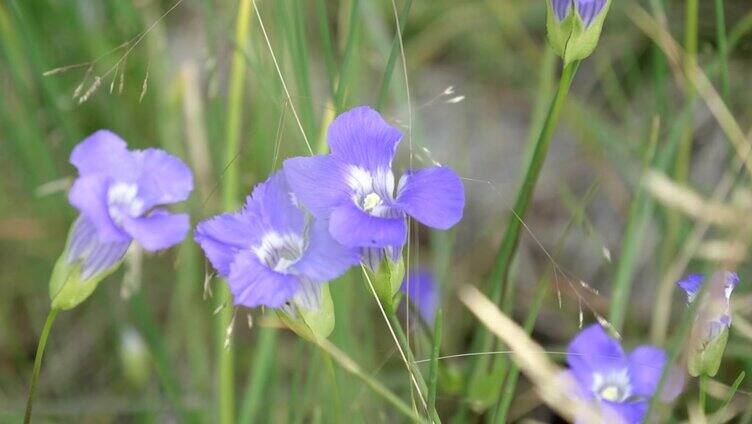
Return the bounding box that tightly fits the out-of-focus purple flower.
[283,106,464,268]
[68,130,193,275]
[566,324,678,424]
[677,271,739,376]
[195,171,359,309]
[551,0,608,27]
[400,269,439,324]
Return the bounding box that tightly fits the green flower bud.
[363,254,405,315]
[49,217,129,310]
[277,283,335,342]
[546,0,611,64]
[688,327,728,377]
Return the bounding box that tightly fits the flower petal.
[328,106,402,173]
[228,250,299,308]
[677,273,704,303]
[70,130,135,180]
[576,0,607,27]
[67,215,130,280]
[195,212,260,277]
[567,324,627,393]
[294,220,360,282]
[627,345,666,397]
[396,166,464,230]
[245,171,305,235]
[132,148,194,209]
[122,210,190,251]
[329,201,407,248]
[551,0,571,21]
[283,155,351,218]
[69,175,130,243]
[601,400,647,424]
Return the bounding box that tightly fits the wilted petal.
[396,166,464,230]
[122,210,190,251]
[70,130,135,180]
[69,175,130,243]
[328,106,402,173]
[132,148,194,209]
[329,201,407,248]
[283,155,351,217]
[228,250,299,308]
[294,220,360,282]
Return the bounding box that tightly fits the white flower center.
[346,166,395,217]
[592,369,631,403]
[107,182,144,226]
[253,232,305,274]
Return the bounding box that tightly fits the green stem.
[375,0,414,110]
[24,308,59,424]
[427,310,443,413]
[714,0,729,102]
[699,375,707,413]
[218,1,253,423]
[463,59,579,405]
[387,313,441,423]
[315,338,424,423]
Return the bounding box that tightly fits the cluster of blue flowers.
[54,104,741,424]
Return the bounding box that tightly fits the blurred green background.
[2,0,752,422]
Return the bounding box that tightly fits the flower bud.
[119,328,151,388]
[546,0,611,63]
[49,216,129,310]
[277,281,335,342]
[363,251,405,314]
[677,271,739,377]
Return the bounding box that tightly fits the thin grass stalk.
[427,309,443,414]
[334,0,361,112]
[375,0,413,110]
[218,1,253,423]
[714,0,729,103]
[23,308,59,424]
[463,59,579,406]
[238,328,278,423]
[315,338,425,423]
[608,118,660,331]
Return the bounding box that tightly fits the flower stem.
[24,308,59,424]
[462,59,579,404]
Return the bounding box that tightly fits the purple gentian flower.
[400,269,439,324]
[678,271,739,344]
[283,106,464,268]
[566,324,671,424]
[194,171,359,309]
[67,130,193,278]
[551,0,607,27]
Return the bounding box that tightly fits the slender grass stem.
[315,337,425,423]
[218,1,253,423]
[24,308,59,424]
[714,0,729,102]
[427,310,442,415]
[463,59,579,406]
[375,0,413,110]
[238,328,277,423]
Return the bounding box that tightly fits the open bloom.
[70,131,193,271]
[400,269,439,324]
[51,130,193,309]
[194,171,359,309]
[566,324,674,423]
[283,106,464,267]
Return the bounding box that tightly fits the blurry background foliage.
[1,0,752,422]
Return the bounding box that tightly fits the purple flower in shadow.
[67,130,193,278]
[566,324,682,424]
[283,106,464,268]
[400,269,439,325]
[194,172,359,309]
[677,271,738,338]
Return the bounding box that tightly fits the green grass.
[3,0,752,422]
